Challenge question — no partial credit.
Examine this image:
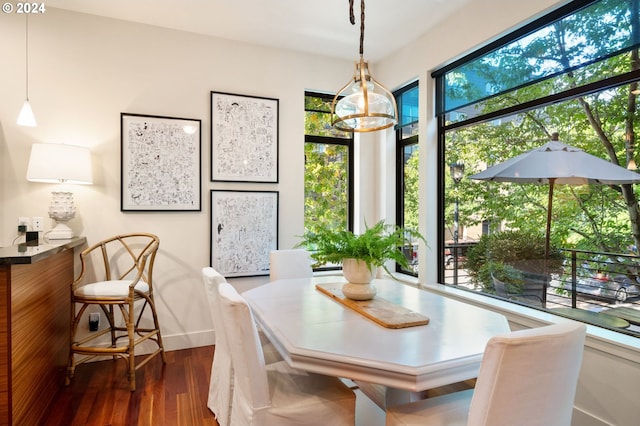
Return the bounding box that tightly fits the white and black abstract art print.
[121,113,201,211]
[210,91,279,183]
[210,190,278,277]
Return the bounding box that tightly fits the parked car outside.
[573,273,640,302]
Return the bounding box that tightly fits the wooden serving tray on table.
[316,283,429,329]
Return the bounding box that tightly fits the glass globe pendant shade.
[331,59,398,132]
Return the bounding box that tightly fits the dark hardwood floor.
[41,345,474,426]
[42,346,220,426]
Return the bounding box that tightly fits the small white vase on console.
[48,191,76,239]
[341,258,377,301]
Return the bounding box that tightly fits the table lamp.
[26,143,93,239]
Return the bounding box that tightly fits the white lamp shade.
[17,100,37,127]
[26,143,93,184]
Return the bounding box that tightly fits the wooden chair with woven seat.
[65,233,165,391]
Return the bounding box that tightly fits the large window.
[304,92,354,240]
[434,0,640,335]
[395,82,419,275]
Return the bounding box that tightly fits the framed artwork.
[121,113,201,211]
[210,190,279,277]
[210,91,279,183]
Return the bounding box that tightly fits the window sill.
[415,281,640,363]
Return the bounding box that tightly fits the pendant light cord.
[348,0,365,57]
[24,14,29,100]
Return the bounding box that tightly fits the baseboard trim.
[162,329,215,352]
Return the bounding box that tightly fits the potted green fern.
[296,221,425,300]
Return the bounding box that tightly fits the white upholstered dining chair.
[201,267,282,425]
[201,267,234,425]
[217,281,356,426]
[385,322,586,426]
[269,249,313,281]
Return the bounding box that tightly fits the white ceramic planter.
[341,258,377,300]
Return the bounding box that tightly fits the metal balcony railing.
[443,245,640,336]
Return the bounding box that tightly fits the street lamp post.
[450,162,465,285]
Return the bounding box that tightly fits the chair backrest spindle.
[74,233,159,290]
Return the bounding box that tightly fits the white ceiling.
[45,0,473,61]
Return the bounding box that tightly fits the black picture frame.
[210,189,279,277]
[121,113,201,211]
[210,91,279,183]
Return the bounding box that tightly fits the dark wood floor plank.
[41,346,219,426]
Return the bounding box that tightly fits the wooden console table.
[0,237,86,426]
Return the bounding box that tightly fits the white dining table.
[242,276,510,393]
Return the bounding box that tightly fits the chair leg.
[107,305,118,360]
[122,303,137,391]
[128,339,136,391]
[135,295,166,364]
[65,302,88,386]
[148,296,167,364]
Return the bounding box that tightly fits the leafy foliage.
[465,230,563,292]
[304,143,349,234]
[296,220,426,275]
[444,5,640,256]
[304,93,351,236]
[402,146,420,230]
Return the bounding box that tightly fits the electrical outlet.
[32,217,43,231]
[17,217,30,232]
[89,313,100,332]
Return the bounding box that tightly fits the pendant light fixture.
[331,0,398,133]
[17,14,36,127]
